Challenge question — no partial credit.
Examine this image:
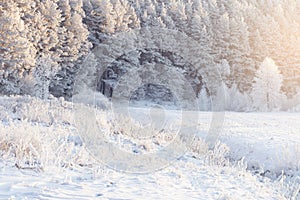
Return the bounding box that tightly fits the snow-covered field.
[0,96,299,199]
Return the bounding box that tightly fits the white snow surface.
[0,96,299,199]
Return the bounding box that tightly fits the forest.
[0,0,299,111]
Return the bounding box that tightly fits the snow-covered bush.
[188,137,235,168]
[73,90,110,110]
[0,96,96,171]
[205,141,230,167]
[0,96,73,125]
[276,171,300,200]
[94,110,178,153]
[0,120,94,171]
[189,136,209,155]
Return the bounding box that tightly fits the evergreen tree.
[0,0,35,94]
[228,16,254,91]
[84,0,116,44]
[50,0,91,98]
[160,3,175,29]
[33,56,58,99]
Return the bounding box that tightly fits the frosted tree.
[160,3,175,29]
[16,0,61,71]
[212,81,227,111]
[50,0,91,98]
[290,89,300,111]
[20,0,63,97]
[35,0,62,60]
[207,59,231,111]
[168,0,188,31]
[33,56,59,99]
[56,0,90,62]
[0,1,35,94]
[208,4,230,62]
[251,57,285,111]
[228,16,254,91]
[84,0,116,44]
[74,52,98,93]
[259,16,282,64]
[113,0,140,31]
[202,59,230,95]
[248,29,267,66]
[187,11,211,51]
[139,0,163,27]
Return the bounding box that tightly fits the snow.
[0,96,299,199]
[0,157,287,200]
[220,112,300,174]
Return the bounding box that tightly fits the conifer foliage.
[0,0,299,111]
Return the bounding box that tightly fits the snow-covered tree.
[210,11,230,62]
[113,0,140,31]
[35,0,62,60]
[0,0,298,103]
[0,1,35,94]
[290,89,300,111]
[56,0,91,63]
[251,57,285,111]
[140,0,161,27]
[168,0,188,31]
[187,11,211,52]
[160,3,175,29]
[84,0,139,43]
[74,52,98,93]
[50,0,91,98]
[83,0,116,44]
[33,56,59,99]
[227,16,254,91]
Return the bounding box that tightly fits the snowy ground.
[0,96,299,199]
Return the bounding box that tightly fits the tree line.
[0,0,299,111]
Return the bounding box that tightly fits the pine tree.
[168,0,188,31]
[204,0,229,62]
[36,0,62,60]
[73,52,98,96]
[228,16,254,91]
[84,0,116,44]
[50,0,91,98]
[33,56,58,99]
[57,0,90,63]
[113,0,140,31]
[160,3,175,29]
[0,0,35,94]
